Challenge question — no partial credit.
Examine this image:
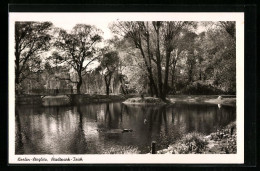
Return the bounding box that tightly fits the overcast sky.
[10,12,229,40]
[10,12,243,40]
[52,18,113,40]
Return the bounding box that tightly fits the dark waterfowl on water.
[97,128,133,134]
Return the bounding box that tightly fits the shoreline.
[16,94,236,107]
[123,95,236,107]
[156,121,236,154]
[15,94,128,106]
[169,95,236,106]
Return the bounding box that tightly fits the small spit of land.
[122,97,168,105]
[16,94,128,106]
[123,95,236,106]
[16,94,236,107]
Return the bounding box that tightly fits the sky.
[10,12,230,40]
[51,17,113,40]
[10,12,243,40]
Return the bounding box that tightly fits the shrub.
[101,145,140,154]
[179,82,224,95]
[172,132,208,154]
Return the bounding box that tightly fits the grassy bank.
[16,94,43,105]
[101,145,140,154]
[123,95,235,106]
[70,94,127,105]
[16,94,129,105]
[122,97,174,105]
[156,121,236,154]
[169,95,236,106]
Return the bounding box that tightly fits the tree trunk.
[188,67,193,83]
[139,45,158,97]
[156,60,163,99]
[106,85,109,96]
[77,74,82,94]
[171,71,174,88]
[104,74,112,96]
[144,27,157,97]
[120,85,126,95]
[15,43,20,85]
[199,68,202,80]
[119,76,127,95]
[171,60,177,94]
[15,73,20,85]
[155,29,164,100]
[149,81,154,97]
[163,50,171,96]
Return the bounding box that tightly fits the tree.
[15,21,53,85]
[110,21,158,97]
[53,24,102,94]
[181,22,236,94]
[180,32,198,83]
[110,21,197,99]
[161,21,196,97]
[219,21,236,39]
[152,21,164,99]
[98,51,120,95]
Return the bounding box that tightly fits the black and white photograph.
[8,12,244,164]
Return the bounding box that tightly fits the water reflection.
[15,102,236,154]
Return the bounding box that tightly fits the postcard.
[9,12,244,164]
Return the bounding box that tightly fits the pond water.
[15,102,236,154]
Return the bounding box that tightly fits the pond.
[15,102,236,154]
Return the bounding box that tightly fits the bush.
[101,145,140,154]
[179,82,224,95]
[171,132,208,154]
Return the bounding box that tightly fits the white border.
[8,12,244,164]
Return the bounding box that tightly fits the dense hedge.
[179,82,227,95]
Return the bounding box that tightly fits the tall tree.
[53,24,102,94]
[187,22,236,93]
[15,21,53,85]
[98,51,120,95]
[111,21,197,99]
[161,21,196,96]
[152,21,164,99]
[110,21,158,97]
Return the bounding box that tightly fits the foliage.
[15,21,236,96]
[98,50,120,95]
[100,51,120,71]
[194,24,236,93]
[101,145,140,154]
[110,21,198,98]
[15,21,53,85]
[179,82,225,95]
[208,121,236,154]
[171,132,208,154]
[52,24,102,94]
[157,122,237,154]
